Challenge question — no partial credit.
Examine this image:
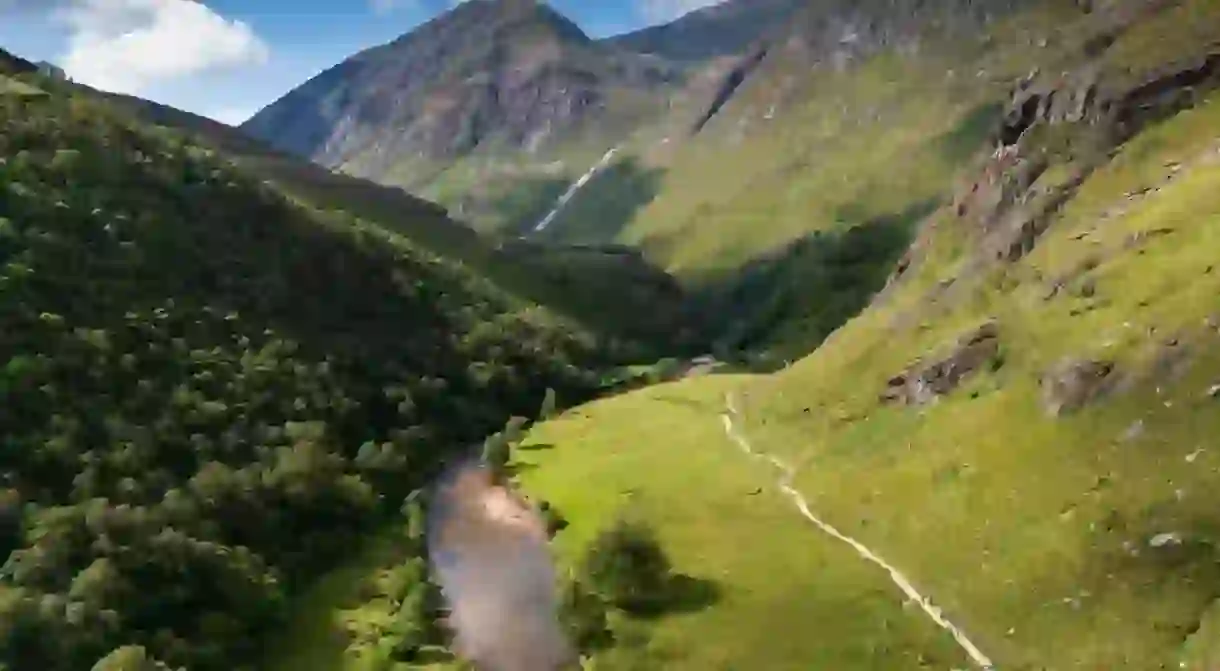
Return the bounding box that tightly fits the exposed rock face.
[998,68,1101,145]
[1040,358,1116,417]
[996,43,1220,151]
[242,0,678,185]
[882,321,1001,406]
[962,36,1220,270]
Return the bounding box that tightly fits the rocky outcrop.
[983,167,1088,263]
[1040,358,1116,417]
[996,48,1220,150]
[997,65,1102,146]
[1107,51,1220,142]
[881,321,1001,406]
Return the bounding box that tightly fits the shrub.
[538,500,569,537]
[559,577,613,653]
[579,517,671,614]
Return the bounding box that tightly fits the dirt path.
[721,393,996,671]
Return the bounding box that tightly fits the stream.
[427,460,576,671]
[530,145,621,234]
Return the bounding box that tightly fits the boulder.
[881,321,1000,406]
[1040,358,1115,416]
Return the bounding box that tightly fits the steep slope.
[509,2,1220,669]
[242,0,678,197]
[537,0,1065,355]
[86,84,706,356]
[0,63,625,671]
[0,47,34,75]
[605,0,803,62]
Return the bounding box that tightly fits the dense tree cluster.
[0,86,616,669]
[578,517,672,615]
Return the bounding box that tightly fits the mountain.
[0,47,34,74]
[242,0,678,191]
[606,0,803,62]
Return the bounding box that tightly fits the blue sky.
[0,0,717,125]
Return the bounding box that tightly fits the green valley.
[4,0,1220,669]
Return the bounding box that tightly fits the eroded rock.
[881,321,1001,406]
[1040,358,1116,416]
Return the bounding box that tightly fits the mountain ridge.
[242,0,679,190]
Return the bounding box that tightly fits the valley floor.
[518,375,970,670]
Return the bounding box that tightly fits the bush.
[579,517,671,614]
[558,578,613,653]
[538,500,569,537]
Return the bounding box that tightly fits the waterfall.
[530,145,621,234]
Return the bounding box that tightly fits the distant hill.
[0,47,35,74]
[605,0,803,62]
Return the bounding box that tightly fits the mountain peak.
[382,0,589,50]
[0,47,36,75]
[242,0,671,185]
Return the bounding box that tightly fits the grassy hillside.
[0,64,622,671]
[91,88,706,357]
[514,88,1220,669]
[503,3,1220,669]
[503,1,1085,357]
[516,376,970,670]
[735,86,1220,671]
[526,0,1220,360]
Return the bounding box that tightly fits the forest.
[0,75,622,670]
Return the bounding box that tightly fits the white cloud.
[637,0,725,24]
[52,0,270,95]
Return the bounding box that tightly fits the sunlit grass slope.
[737,90,1220,670]
[517,376,970,670]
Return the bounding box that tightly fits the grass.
[0,74,45,98]
[502,53,1220,671]
[731,90,1220,670]
[1102,0,1220,82]
[516,375,970,670]
[609,7,1083,283]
